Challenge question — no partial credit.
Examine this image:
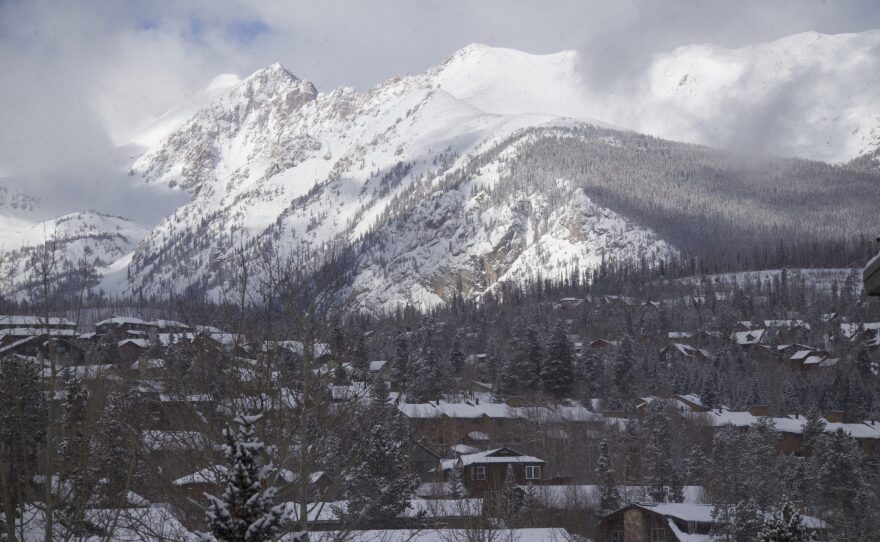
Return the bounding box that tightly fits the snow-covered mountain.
[3,31,878,308]
[124,49,675,309]
[0,211,148,295]
[427,32,880,163]
[627,30,880,163]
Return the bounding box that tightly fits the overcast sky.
[2,0,879,222]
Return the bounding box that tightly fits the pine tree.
[501,318,535,395]
[685,446,707,486]
[855,343,874,377]
[808,428,879,539]
[351,331,370,381]
[390,331,409,391]
[341,397,420,524]
[596,439,620,515]
[701,373,719,412]
[447,466,465,499]
[202,413,285,542]
[611,335,635,407]
[759,500,815,542]
[643,401,675,503]
[526,326,543,388]
[800,409,826,457]
[406,317,444,401]
[449,332,466,376]
[542,321,574,398]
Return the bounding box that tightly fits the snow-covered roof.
[732,329,765,345]
[802,355,829,366]
[131,358,165,370]
[119,338,149,348]
[791,349,817,361]
[96,316,148,327]
[369,360,388,371]
[467,430,490,441]
[666,517,711,542]
[0,315,75,327]
[474,401,518,419]
[174,465,307,486]
[526,485,706,509]
[452,444,480,455]
[840,322,880,339]
[636,502,715,523]
[172,465,229,486]
[458,447,544,466]
[555,404,603,422]
[823,420,880,439]
[0,327,78,337]
[0,336,36,353]
[438,458,458,472]
[150,319,190,330]
[764,319,810,330]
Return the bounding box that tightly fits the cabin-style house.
[455,447,545,497]
[597,502,827,542]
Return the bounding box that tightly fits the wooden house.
[597,502,826,542]
[455,447,545,497]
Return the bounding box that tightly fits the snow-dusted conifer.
[501,318,535,395]
[202,413,285,542]
[449,332,466,376]
[341,385,420,524]
[596,439,620,515]
[542,321,574,398]
[643,401,675,502]
[390,331,409,391]
[758,500,814,542]
[447,466,465,499]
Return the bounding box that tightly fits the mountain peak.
[249,61,298,81]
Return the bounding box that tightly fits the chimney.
[749,404,769,417]
[824,410,845,423]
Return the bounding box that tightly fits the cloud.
[1,0,879,222]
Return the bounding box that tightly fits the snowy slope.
[0,211,148,295]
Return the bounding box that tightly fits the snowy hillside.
[0,211,147,295]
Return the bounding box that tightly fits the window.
[473,466,486,480]
[650,527,666,541]
[525,465,541,480]
[611,530,624,542]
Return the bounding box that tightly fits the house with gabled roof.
[597,502,827,542]
[455,447,545,497]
